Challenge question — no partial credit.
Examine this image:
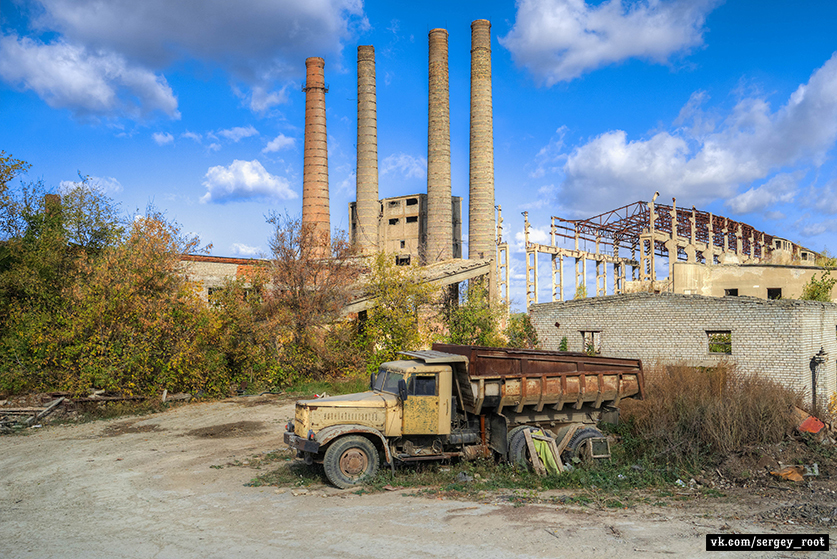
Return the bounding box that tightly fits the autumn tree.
[361,252,438,374]
[263,213,361,377]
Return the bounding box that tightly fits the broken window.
[724,288,738,296]
[767,288,782,300]
[389,218,399,225]
[400,240,406,249]
[406,215,418,223]
[580,331,601,355]
[395,255,411,266]
[406,198,418,206]
[388,200,401,208]
[707,331,732,354]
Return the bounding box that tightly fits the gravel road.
[1,395,832,558]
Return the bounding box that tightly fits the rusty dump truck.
[284,343,644,488]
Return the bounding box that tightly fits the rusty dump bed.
[431,343,645,416]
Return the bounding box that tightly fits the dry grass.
[619,363,804,469]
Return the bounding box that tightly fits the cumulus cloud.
[230,243,262,257]
[182,131,202,142]
[380,153,427,179]
[0,33,179,119]
[262,133,295,154]
[3,1,366,119]
[200,159,296,204]
[153,132,174,145]
[725,172,801,214]
[554,53,837,212]
[217,125,259,142]
[501,0,718,85]
[32,0,367,82]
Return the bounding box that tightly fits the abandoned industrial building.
[529,292,837,405]
[523,198,827,309]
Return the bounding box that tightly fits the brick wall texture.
[530,292,837,399]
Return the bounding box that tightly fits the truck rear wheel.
[323,435,379,489]
[507,426,539,470]
[562,427,604,464]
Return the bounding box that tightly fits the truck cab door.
[401,370,451,435]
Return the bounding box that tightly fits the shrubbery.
[618,363,803,470]
[0,154,531,398]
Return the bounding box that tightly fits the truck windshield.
[373,369,403,394]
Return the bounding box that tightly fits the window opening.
[580,331,601,355]
[406,198,418,206]
[406,216,418,223]
[389,218,399,225]
[396,255,411,266]
[724,288,738,296]
[707,331,732,354]
[767,288,782,300]
[408,375,436,396]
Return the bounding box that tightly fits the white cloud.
[182,131,202,142]
[0,33,179,119]
[725,172,801,214]
[500,0,718,85]
[200,159,297,204]
[153,132,174,145]
[531,126,568,178]
[207,143,221,152]
[247,85,290,113]
[59,175,123,195]
[217,125,259,142]
[513,225,551,253]
[31,0,367,85]
[380,153,427,179]
[230,243,262,257]
[262,133,295,154]
[520,184,559,210]
[553,53,837,212]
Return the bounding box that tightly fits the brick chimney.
[356,46,379,255]
[302,57,330,254]
[469,19,495,261]
[426,29,452,263]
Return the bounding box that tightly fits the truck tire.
[562,427,604,464]
[323,435,379,489]
[507,426,539,470]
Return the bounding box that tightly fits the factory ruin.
[523,196,822,309]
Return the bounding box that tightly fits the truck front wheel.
[323,435,379,489]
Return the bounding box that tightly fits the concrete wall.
[349,194,462,265]
[530,292,837,400]
[673,261,836,301]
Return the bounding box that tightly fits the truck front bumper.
[284,431,321,454]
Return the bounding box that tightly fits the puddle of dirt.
[185,421,265,438]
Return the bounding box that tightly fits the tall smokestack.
[469,19,495,261]
[302,56,330,253]
[426,28,452,263]
[356,45,379,255]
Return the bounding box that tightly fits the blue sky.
[2,0,837,310]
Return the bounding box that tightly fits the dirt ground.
[1,395,834,559]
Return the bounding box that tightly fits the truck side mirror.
[370,373,375,390]
[398,379,408,401]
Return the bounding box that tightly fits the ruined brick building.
[530,292,837,406]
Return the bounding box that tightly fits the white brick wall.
[530,292,837,403]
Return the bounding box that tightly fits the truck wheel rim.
[339,449,368,478]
